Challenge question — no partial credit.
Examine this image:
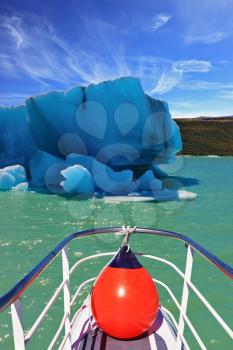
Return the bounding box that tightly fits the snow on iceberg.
[60,165,94,195]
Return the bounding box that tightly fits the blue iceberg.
[25,77,181,168]
[0,77,190,200]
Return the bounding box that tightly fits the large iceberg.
[0,106,37,169]
[25,77,181,168]
[0,77,181,171]
[0,77,189,200]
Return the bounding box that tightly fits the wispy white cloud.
[185,31,229,44]
[176,0,233,45]
[150,14,172,31]
[0,13,137,89]
[173,60,212,73]
[150,60,212,94]
[1,15,28,49]
[0,13,216,105]
[219,91,233,99]
[178,80,233,91]
[0,14,206,96]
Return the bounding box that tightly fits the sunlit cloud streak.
[150,14,172,31]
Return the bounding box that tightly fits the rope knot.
[116,226,136,251]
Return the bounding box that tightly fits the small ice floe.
[153,189,197,202]
[103,195,156,204]
[103,189,197,203]
[0,165,27,191]
[60,164,94,195]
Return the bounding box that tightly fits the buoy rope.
[118,226,137,250]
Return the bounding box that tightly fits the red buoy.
[91,246,159,339]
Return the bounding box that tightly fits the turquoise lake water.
[0,156,232,349]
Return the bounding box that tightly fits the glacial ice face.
[25,77,181,168]
[0,106,37,169]
[60,165,94,195]
[0,165,27,190]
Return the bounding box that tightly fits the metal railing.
[0,227,233,350]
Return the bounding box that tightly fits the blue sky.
[0,0,233,117]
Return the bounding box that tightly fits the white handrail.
[47,312,69,350]
[70,277,96,308]
[160,306,190,350]
[153,278,207,350]
[176,246,194,350]
[138,253,233,339]
[25,279,67,342]
[10,248,232,350]
[61,247,71,350]
[11,300,25,350]
[69,252,116,275]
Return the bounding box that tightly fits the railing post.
[176,245,194,350]
[62,246,71,349]
[11,299,26,350]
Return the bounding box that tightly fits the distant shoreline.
[175,117,233,156]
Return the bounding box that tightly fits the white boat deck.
[71,297,185,350]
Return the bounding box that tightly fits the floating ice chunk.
[0,172,15,190]
[103,195,156,203]
[133,170,162,192]
[66,154,133,194]
[12,182,29,191]
[0,165,27,190]
[153,189,197,202]
[104,189,197,203]
[30,151,66,187]
[0,165,27,185]
[177,190,197,200]
[60,165,94,195]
